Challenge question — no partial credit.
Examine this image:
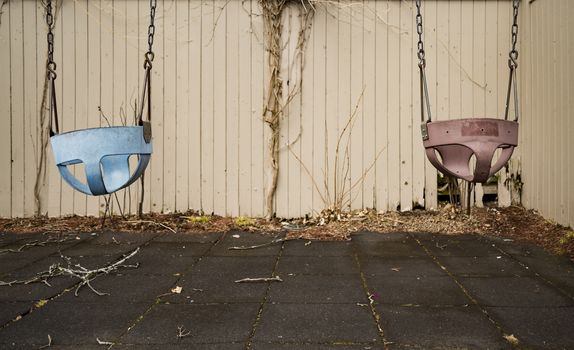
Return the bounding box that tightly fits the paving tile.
[282,240,354,257]
[366,276,469,306]
[0,302,150,346]
[377,305,507,349]
[161,272,268,303]
[193,256,277,277]
[0,257,44,276]
[0,276,77,302]
[422,236,502,257]
[268,274,367,304]
[60,242,140,257]
[276,256,359,275]
[55,273,180,303]
[114,344,245,350]
[459,276,574,307]
[251,342,383,350]
[0,302,31,326]
[503,253,574,296]
[254,303,379,343]
[352,232,412,242]
[209,232,284,257]
[120,303,260,344]
[358,256,447,277]
[486,306,574,349]
[116,243,208,275]
[89,231,159,245]
[353,239,427,258]
[152,232,223,243]
[437,255,531,277]
[140,242,212,257]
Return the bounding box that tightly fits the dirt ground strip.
[1,205,572,260]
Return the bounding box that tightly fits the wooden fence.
[0,0,570,228]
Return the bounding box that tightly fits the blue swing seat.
[50,126,152,196]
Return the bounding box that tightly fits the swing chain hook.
[45,0,56,80]
[144,0,157,69]
[508,0,520,69]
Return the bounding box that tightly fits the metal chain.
[144,0,157,69]
[415,0,425,67]
[505,0,520,121]
[46,0,56,79]
[415,0,432,123]
[509,0,519,68]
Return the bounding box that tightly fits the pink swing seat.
[421,118,518,183]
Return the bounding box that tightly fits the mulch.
[0,205,572,260]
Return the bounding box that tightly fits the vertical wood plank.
[338,5,351,211]
[324,5,339,212]
[111,0,127,214]
[387,0,400,211]
[363,1,376,210]
[238,0,252,216]
[226,0,239,217]
[147,0,164,213]
[124,0,141,215]
[274,5,289,218]
[425,0,441,210]
[251,2,265,216]
[212,0,227,215]
[162,0,177,213]
[22,1,38,216]
[399,2,413,211]
[201,0,214,214]
[0,1,12,217]
[411,0,425,209]
[300,5,315,216]
[85,0,102,216]
[350,4,364,210]
[72,0,88,216]
[175,0,190,213]
[288,5,302,218]
[473,0,485,207]
[374,0,389,212]
[189,0,202,212]
[311,7,326,215]
[10,0,25,217]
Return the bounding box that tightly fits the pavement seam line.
[410,234,523,350]
[244,239,285,350]
[110,232,226,344]
[353,252,390,349]
[490,240,574,300]
[0,236,156,331]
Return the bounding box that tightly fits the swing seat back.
[422,118,518,183]
[50,126,152,196]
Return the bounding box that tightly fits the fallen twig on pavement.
[0,236,77,255]
[235,276,283,283]
[228,237,290,250]
[0,248,140,296]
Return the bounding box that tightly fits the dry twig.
[0,248,140,296]
[235,276,283,283]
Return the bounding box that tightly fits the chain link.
[415,0,425,67]
[144,0,157,69]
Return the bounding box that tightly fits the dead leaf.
[503,334,519,345]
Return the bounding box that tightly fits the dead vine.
[260,0,315,220]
